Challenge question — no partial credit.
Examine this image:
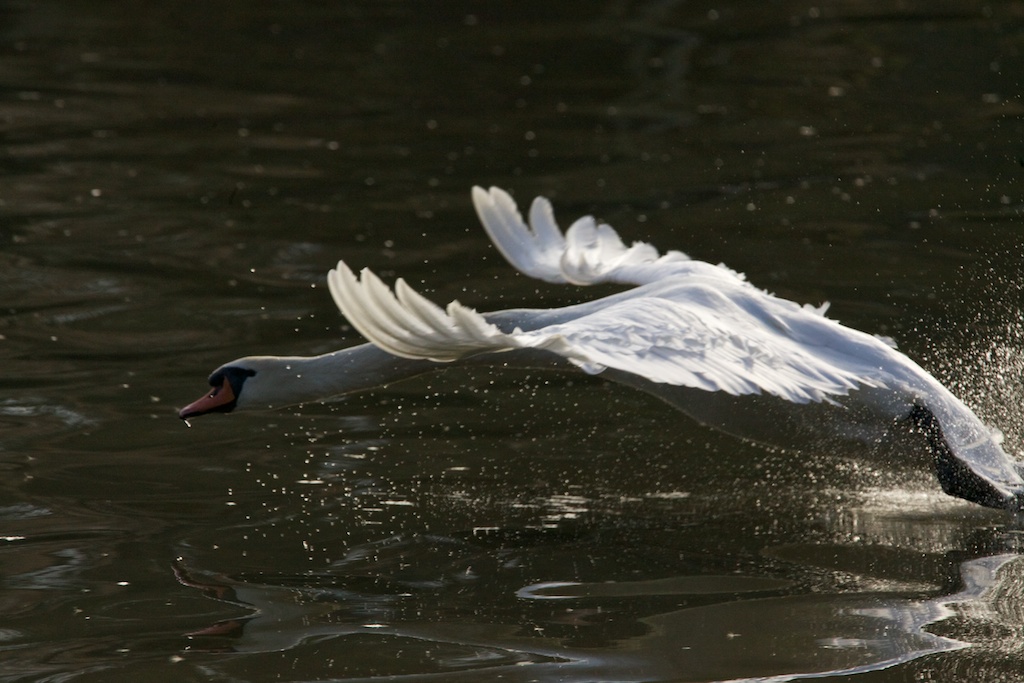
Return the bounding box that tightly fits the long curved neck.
[253,344,438,409]
[246,342,570,410]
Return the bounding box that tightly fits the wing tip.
[327,261,514,362]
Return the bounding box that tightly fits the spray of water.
[924,270,1024,457]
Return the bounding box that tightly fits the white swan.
[180,186,1024,510]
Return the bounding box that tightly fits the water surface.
[2,1,1024,681]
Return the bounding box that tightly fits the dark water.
[2,1,1024,681]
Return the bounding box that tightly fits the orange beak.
[178,377,236,419]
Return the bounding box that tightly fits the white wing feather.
[328,264,891,403]
[472,186,693,286]
[327,261,515,362]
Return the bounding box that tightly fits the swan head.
[180,354,352,419]
[178,363,258,419]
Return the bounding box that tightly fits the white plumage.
[181,186,1024,511]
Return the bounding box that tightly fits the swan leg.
[908,405,1023,510]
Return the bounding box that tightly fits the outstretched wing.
[327,263,891,404]
[511,295,891,403]
[472,186,693,286]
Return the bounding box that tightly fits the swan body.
[181,187,1024,510]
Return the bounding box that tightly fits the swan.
[180,186,1024,511]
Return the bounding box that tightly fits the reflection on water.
[167,541,1022,682]
[3,0,1024,681]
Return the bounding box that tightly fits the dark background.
[1,2,1023,681]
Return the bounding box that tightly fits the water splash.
[944,319,1024,455]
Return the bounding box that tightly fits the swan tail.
[327,261,517,362]
[472,186,692,287]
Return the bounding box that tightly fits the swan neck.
[255,344,435,408]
